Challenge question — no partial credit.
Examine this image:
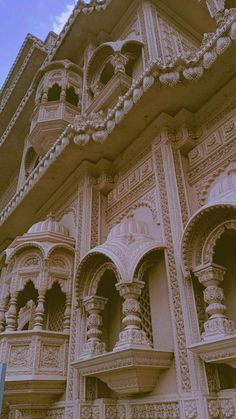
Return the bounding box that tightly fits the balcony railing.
[29,101,79,154]
[0,330,69,406]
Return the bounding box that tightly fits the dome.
[27,215,70,237]
[107,214,150,241]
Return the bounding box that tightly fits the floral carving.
[184,400,198,419]
[40,345,60,369]
[208,399,220,418]
[221,399,235,418]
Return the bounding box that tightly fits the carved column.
[194,263,235,340]
[82,296,107,357]
[63,293,72,333]
[5,292,18,332]
[114,281,151,350]
[110,53,129,74]
[33,290,45,331]
[0,297,7,332]
[60,88,66,102]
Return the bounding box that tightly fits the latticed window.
[44,282,65,331]
[140,274,153,344]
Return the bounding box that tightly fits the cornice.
[44,0,114,67]
[0,12,235,230]
[0,88,34,147]
[0,35,48,111]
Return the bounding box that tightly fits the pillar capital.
[83,295,108,313]
[194,263,226,287]
[116,280,145,298]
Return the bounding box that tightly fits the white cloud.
[52,4,75,34]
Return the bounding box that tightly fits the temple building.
[0,0,236,417]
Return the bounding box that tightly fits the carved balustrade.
[0,330,69,406]
[30,101,79,132]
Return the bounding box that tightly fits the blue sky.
[0,1,78,88]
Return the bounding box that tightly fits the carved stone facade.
[0,0,236,418]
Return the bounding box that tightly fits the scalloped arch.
[87,39,144,85]
[46,243,74,259]
[76,251,121,300]
[181,201,236,275]
[6,242,45,264]
[202,219,236,264]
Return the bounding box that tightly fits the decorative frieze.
[131,402,180,419]
[188,115,236,184]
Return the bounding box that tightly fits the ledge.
[73,348,173,395]
[189,335,236,368]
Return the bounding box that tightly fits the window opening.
[140,272,154,344]
[66,86,79,106]
[48,84,61,101]
[44,282,66,331]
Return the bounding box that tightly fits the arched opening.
[47,83,61,102]
[213,228,236,390]
[25,147,39,178]
[66,86,79,106]
[122,42,143,80]
[17,281,38,330]
[97,269,122,352]
[100,62,115,86]
[44,282,66,331]
[213,229,236,326]
[135,250,173,352]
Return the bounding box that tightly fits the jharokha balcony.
[0,216,74,409]
[28,59,82,155]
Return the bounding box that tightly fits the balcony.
[87,71,132,114]
[0,330,69,406]
[28,101,79,155]
[73,348,173,396]
[189,335,236,369]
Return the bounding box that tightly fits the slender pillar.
[114,281,151,350]
[82,296,107,357]
[0,297,7,332]
[5,292,18,332]
[33,290,45,331]
[110,53,129,74]
[60,88,66,102]
[194,263,235,341]
[63,293,72,333]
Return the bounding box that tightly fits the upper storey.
[20,0,204,155]
[0,0,235,249]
